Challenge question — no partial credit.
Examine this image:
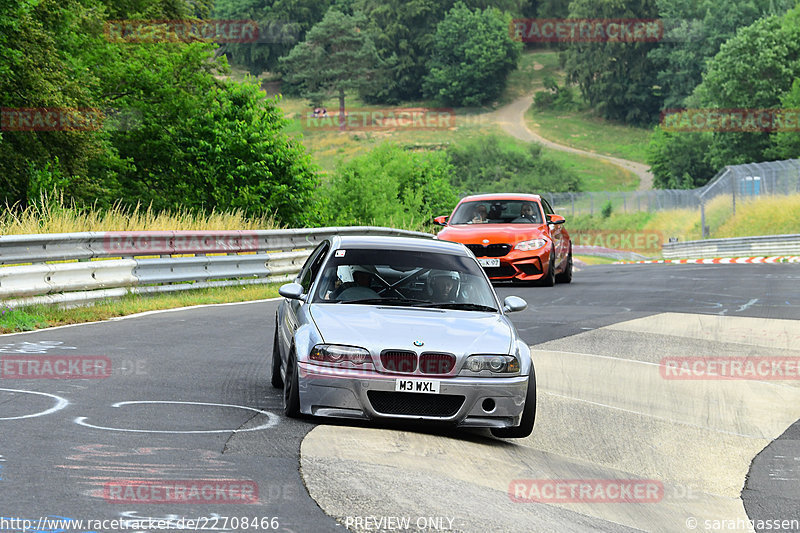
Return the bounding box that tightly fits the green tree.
[279,9,381,127]
[648,0,792,110]
[561,0,663,126]
[0,0,125,207]
[322,143,458,227]
[102,41,319,225]
[447,135,582,194]
[354,0,447,103]
[768,78,800,160]
[525,0,569,17]
[1,0,320,224]
[647,126,716,189]
[104,0,214,18]
[423,3,522,106]
[213,0,333,76]
[693,8,800,167]
[354,0,528,104]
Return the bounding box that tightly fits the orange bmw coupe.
[433,193,572,286]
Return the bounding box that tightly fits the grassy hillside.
[500,49,562,104]
[510,50,653,165]
[223,52,644,191]
[526,108,653,164]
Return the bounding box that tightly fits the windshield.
[450,200,543,225]
[312,248,498,311]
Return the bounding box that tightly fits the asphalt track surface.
[0,263,798,533]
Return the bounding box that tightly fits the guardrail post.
[701,202,707,239]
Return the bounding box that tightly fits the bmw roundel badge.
[413,340,424,347]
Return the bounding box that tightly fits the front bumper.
[297,362,529,429]
[480,249,549,282]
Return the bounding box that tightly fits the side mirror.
[279,282,305,301]
[547,214,565,225]
[502,296,527,313]
[432,215,449,226]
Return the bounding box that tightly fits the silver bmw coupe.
[272,235,535,438]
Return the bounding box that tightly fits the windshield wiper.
[339,297,432,306]
[418,302,498,312]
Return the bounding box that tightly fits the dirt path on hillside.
[491,95,654,191]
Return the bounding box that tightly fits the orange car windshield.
[450,200,543,225]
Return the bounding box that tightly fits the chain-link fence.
[541,159,800,237]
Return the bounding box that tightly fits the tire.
[555,246,573,284]
[539,249,556,287]
[491,366,536,439]
[270,322,283,389]
[283,351,301,418]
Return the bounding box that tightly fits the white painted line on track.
[74,400,279,434]
[0,388,69,420]
[0,297,282,338]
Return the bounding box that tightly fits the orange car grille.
[466,243,511,257]
[484,265,516,277]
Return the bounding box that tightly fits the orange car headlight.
[514,238,548,251]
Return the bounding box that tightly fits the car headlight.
[461,354,520,375]
[309,344,373,367]
[514,238,548,251]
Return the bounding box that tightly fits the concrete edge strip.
[613,256,800,264]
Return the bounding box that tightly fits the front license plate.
[478,258,500,268]
[395,379,440,394]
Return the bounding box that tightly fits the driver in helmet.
[429,271,460,302]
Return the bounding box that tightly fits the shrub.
[321,143,458,229]
[446,135,582,195]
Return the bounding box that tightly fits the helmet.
[428,271,460,301]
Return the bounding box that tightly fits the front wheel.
[556,246,573,284]
[491,366,536,439]
[270,322,283,389]
[539,249,556,287]
[283,351,301,418]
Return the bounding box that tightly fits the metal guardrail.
[662,234,800,259]
[0,227,433,308]
[573,245,651,262]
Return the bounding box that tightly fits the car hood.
[437,224,548,244]
[309,304,513,355]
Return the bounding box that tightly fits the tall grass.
[715,194,800,238]
[564,193,800,242]
[1,193,281,235]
